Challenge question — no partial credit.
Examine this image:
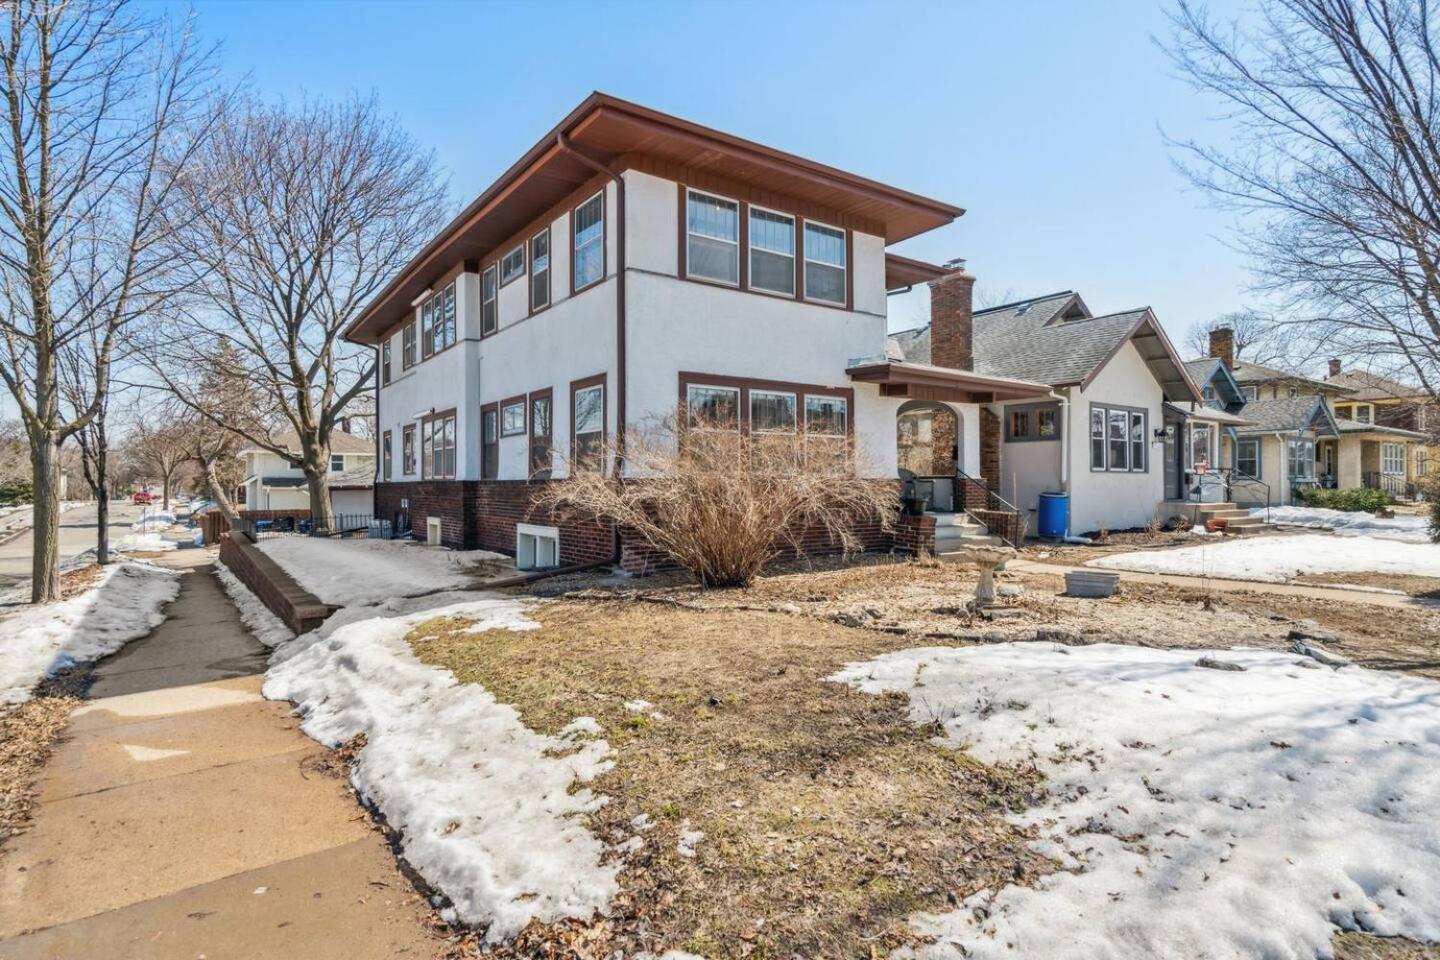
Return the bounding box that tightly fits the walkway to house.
[0,552,442,960]
[1009,558,1439,609]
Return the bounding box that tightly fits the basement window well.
[515,523,560,570]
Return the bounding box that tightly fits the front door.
[1163,414,1184,499]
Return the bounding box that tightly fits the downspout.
[1047,388,1071,494]
[557,133,627,566]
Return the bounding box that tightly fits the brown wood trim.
[499,393,527,437]
[528,387,554,478]
[677,371,854,435]
[571,188,608,295]
[738,199,749,290]
[479,263,499,339]
[845,229,854,310]
[401,423,416,476]
[479,402,499,480]
[799,218,849,309]
[675,182,687,281]
[418,408,458,481]
[569,373,608,470]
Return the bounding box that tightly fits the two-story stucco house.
[238,429,376,515]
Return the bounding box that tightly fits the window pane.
[807,435,848,475]
[750,209,794,254]
[750,391,796,432]
[1191,426,1211,469]
[1038,408,1057,437]
[687,385,739,429]
[531,396,551,438]
[574,195,604,288]
[688,234,738,284]
[502,403,524,435]
[750,248,794,295]
[1108,410,1128,470]
[483,409,497,444]
[500,246,524,284]
[804,395,847,435]
[530,232,550,309]
[574,385,604,435]
[804,223,845,266]
[1010,410,1030,438]
[1090,408,1105,469]
[805,262,845,304]
[687,193,738,241]
[1129,411,1145,471]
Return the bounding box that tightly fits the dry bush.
[535,414,899,588]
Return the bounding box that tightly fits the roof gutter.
[556,133,626,476]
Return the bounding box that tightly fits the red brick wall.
[927,268,976,371]
[200,509,311,545]
[893,514,936,556]
[218,531,335,633]
[979,407,1001,491]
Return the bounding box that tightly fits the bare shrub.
[535,415,900,588]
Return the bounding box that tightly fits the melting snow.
[1258,506,1429,543]
[833,642,1440,959]
[214,563,293,648]
[258,538,504,606]
[1087,532,1440,582]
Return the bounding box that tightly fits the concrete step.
[1195,502,1239,515]
[1202,509,1256,521]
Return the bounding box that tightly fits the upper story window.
[530,229,550,312]
[330,453,344,472]
[1241,385,1257,401]
[686,190,739,285]
[573,192,604,290]
[1287,385,1300,398]
[500,245,525,286]
[749,207,795,296]
[381,339,391,386]
[421,283,456,358]
[803,221,846,304]
[402,322,416,369]
[1356,403,1373,423]
[481,265,498,336]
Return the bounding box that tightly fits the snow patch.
[1258,505,1428,543]
[258,538,505,606]
[214,563,294,649]
[1087,532,1440,582]
[0,561,179,705]
[676,820,704,858]
[263,595,617,942]
[833,642,1440,959]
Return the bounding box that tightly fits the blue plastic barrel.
[1037,491,1070,539]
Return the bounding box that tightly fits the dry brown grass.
[410,599,1047,959]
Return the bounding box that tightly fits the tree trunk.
[29,435,63,603]
[161,469,172,511]
[95,412,110,565]
[306,466,334,531]
[203,459,240,524]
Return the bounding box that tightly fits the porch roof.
[1162,402,1253,426]
[1334,418,1429,441]
[845,359,1052,403]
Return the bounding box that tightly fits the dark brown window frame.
[381,339,392,386]
[402,424,416,476]
[480,402,499,479]
[529,227,551,315]
[480,263,499,338]
[571,190,607,294]
[420,408,458,480]
[499,243,526,288]
[677,371,854,471]
[402,321,417,369]
[500,394,527,438]
[528,388,553,478]
[381,430,392,481]
[676,183,853,312]
[570,374,608,471]
[419,282,458,361]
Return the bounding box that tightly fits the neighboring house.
[345,93,1084,564]
[1184,329,1428,503]
[238,430,376,515]
[1324,360,1437,494]
[887,290,1202,535]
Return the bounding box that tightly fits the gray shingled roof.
[1333,417,1428,438]
[1326,368,1426,401]
[1227,359,1350,394]
[1184,358,1222,386]
[974,307,1149,385]
[1233,396,1336,435]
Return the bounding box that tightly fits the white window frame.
[802,219,847,306]
[685,188,741,287]
[1287,437,1317,481]
[685,383,741,431]
[1241,385,1258,401]
[748,389,797,433]
[1382,442,1406,475]
[1236,438,1260,478]
[499,244,525,286]
[747,203,795,297]
[329,453,344,473]
[1090,404,1148,473]
[572,191,605,291]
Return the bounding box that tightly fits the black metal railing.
[955,469,1024,547]
[1227,468,1271,523]
[1362,472,1415,501]
[233,513,387,542]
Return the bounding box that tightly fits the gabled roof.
[1183,358,1246,407]
[239,430,375,457]
[888,289,1200,402]
[1325,368,1428,402]
[345,93,964,344]
[1227,359,1352,395]
[1234,396,1339,436]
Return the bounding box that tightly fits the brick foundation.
[200,509,311,546]
[376,478,928,575]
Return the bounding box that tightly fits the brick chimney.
[928,259,975,371]
[339,416,352,434]
[1328,358,1342,378]
[1209,327,1235,369]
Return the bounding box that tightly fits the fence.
[231,512,390,542]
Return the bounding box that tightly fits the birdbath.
[948,543,1018,608]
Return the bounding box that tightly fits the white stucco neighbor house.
[237,429,376,516]
[343,93,1205,565]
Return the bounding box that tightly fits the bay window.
[573,192,604,290]
[803,221,846,304]
[686,190,740,285]
[748,207,795,295]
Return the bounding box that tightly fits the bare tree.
[0,0,215,601]
[151,96,446,529]
[1167,0,1440,396]
[128,421,187,511]
[1185,308,1296,366]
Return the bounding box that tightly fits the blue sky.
[166,0,1250,342]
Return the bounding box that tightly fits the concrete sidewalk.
[0,552,442,960]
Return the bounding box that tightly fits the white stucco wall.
[991,401,1062,528]
[1064,342,1166,534]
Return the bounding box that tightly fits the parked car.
[131,491,153,505]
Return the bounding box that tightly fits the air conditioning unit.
[426,517,442,546]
